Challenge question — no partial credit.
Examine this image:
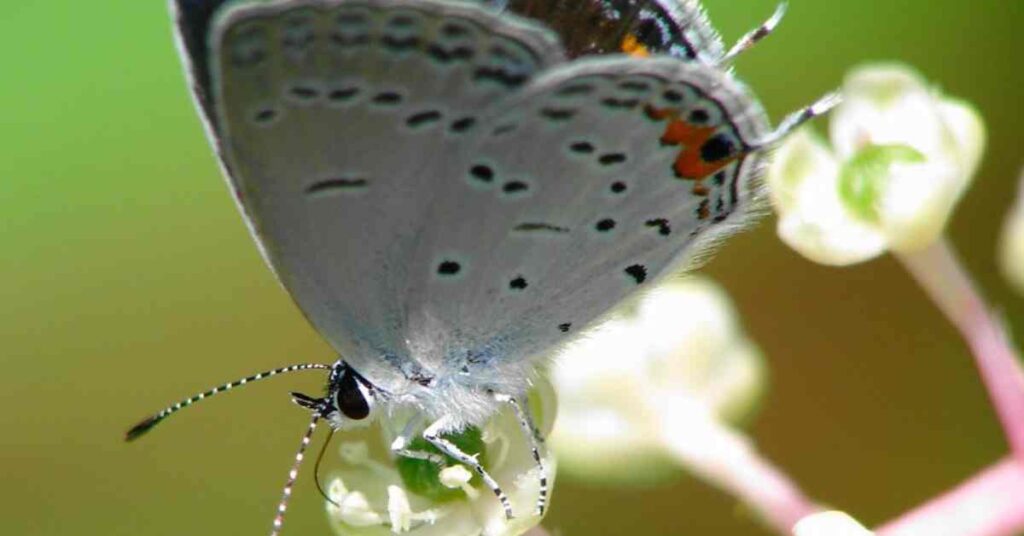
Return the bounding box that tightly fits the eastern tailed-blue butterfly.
[127,0,837,534]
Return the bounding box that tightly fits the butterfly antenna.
[314,429,340,508]
[721,2,788,64]
[754,91,842,149]
[271,412,322,536]
[124,363,332,441]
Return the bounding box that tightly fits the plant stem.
[896,238,1024,459]
[658,402,820,534]
[876,457,1024,536]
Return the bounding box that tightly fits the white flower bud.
[1001,171,1024,293]
[768,63,985,265]
[793,511,874,536]
[548,277,765,485]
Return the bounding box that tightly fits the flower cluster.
[323,380,556,536]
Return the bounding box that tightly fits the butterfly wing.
[408,56,769,375]
[200,0,564,379]
[184,0,767,389]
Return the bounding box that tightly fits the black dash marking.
[701,134,737,162]
[382,35,420,51]
[610,181,627,194]
[328,87,360,102]
[558,322,572,333]
[601,97,640,109]
[388,15,416,27]
[689,109,709,124]
[618,80,650,93]
[406,110,442,128]
[712,171,727,186]
[503,181,529,194]
[540,108,576,121]
[289,86,320,100]
[556,84,594,97]
[440,23,470,37]
[473,67,527,88]
[336,13,368,26]
[329,32,370,47]
[570,141,594,154]
[625,264,647,284]
[470,164,494,183]
[306,178,368,195]
[509,276,528,290]
[427,44,475,63]
[437,260,461,275]
[514,222,569,233]
[645,218,671,236]
[492,123,517,136]
[253,109,278,123]
[599,153,627,165]
[372,91,402,105]
[450,117,476,132]
[663,89,683,102]
[595,218,616,232]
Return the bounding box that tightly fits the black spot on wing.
[625,264,647,284]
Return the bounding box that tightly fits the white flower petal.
[877,159,963,251]
[388,485,414,533]
[793,511,874,536]
[439,466,474,489]
[767,131,887,265]
[1001,173,1024,294]
[830,64,950,160]
[938,99,986,182]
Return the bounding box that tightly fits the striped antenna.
[271,412,323,536]
[125,363,332,441]
[721,2,788,64]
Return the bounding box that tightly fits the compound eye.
[335,370,371,420]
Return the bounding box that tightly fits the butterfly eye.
[335,370,371,420]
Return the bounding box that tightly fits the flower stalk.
[895,239,1024,459]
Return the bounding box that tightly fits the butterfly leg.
[423,416,514,520]
[390,414,446,465]
[493,392,548,516]
[721,2,788,64]
[756,91,843,148]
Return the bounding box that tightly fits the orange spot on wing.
[645,105,741,181]
[621,34,650,57]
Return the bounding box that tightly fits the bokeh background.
[2,1,1023,535]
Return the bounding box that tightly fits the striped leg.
[721,2,788,64]
[390,414,446,465]
[423,416,514,520]
[756,91,843,148]
[494,392,548,516]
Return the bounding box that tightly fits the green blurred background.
[2,1,1022,534]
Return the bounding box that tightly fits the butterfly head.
[291,360,379,431]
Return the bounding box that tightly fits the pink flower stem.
[896,239,1024,459]
[876,457,1024,536]
[658,407,821,533]
[882,238,1024,536]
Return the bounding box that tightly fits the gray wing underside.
[210,0,769,378]
[409,58,770,368]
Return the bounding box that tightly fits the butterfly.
[128,0,836,534]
